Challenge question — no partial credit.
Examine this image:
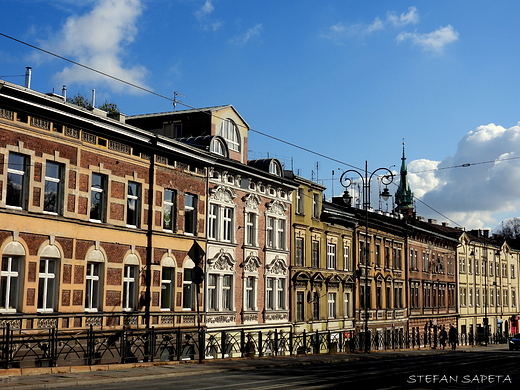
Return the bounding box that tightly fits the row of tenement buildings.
[0,79,519,345]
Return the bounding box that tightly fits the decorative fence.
[0,324,510,369]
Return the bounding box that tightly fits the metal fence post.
[221,330,226,360]
[289,330,293,356]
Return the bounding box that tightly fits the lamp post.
[340,161,394,353]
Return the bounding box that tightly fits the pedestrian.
[439,326,447,349]
[449,324,458,350]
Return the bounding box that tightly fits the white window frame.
[37,258,57,313]
[219,119,241,152]
[85,262,101,312]
[6,153,28,209]
[265,276,287,310]
[245,212,258,246]
[328,292,337,319]
[208,204,235,243]
[0,256,20,312]
[244,276,257,311]
[161,266,175,310]
[206,272,234,311]
[122,265,137,311]
[327,243,337,269]
[183,268,196,310]
[163,189,176,231]
[184,194,197,235]
[343,245,350,271]
[43,161,63,214]
[126,181,141,228]
[90,173,107,222]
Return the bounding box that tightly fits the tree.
[99,100,120,115]
[495,218,520,239]
[66,93,91,109]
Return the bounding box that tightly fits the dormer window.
[219,119,241,152]
[210,137,227,157]
[269,160,282,176]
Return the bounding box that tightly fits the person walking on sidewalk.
[439,326,447,349]
[449,324,458,350]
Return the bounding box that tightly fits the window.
[512,264,516,278]
[344,245,350,271]
[184,194,197,235]
[207,274,217,310]
[269,160,282,176]
[161,267,175,310]
[38,259,57,312]
[295,237,304,266]
[296,188,304,214]
[183,268,196,310]
[207,273,234,311]
[0,256,20,311]
[266,277,286,310]
[210,138,226,156]
[85,262,101,312]
[223,275,232,310]
[376,285,382,309]
[245,213,258,246]
[6,153,28,208]
[328,292,337,319]
[396,248,402,270]
[460,287,466,306]
[90,173,107,222]
[385,246,390,268]
[312,193,320,218]
[218,119,240,152]
[311,240,320,268]
[43,161,63,214]
[123,265,137,311]
[460,257,466,273]
[266,217,286,250]
[344,292,351,317]
[208,204,235,242]
[312,292,320,320]
[327,243,337,269]
[296,291,305,321]
[512,290,516,307]
[163,189,176,231]
[244,276,256,310]
[386,285,392,308]
[375,243,381,267]
[126,182,141,227]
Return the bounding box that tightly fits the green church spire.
[395,141,414,214]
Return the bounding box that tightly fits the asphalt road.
[66,346,519,390]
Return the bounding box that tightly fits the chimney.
[428,219,437,225]
[24,67,32,89]
[91,89,96,109]
[62,85,67,101]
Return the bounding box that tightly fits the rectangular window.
[327,243,337,269]
[375,243,381,267]
[222,207,234,242]
[344,292,351,317]
[266,277,274,310]
[7,153,28,208]
[208,204,218,239]
[266,217,286,250]
[222,274,232,310]
[344,245,350,271]
[312,193,320,218]
[266,217,274,248]
[311,240,320,268]
[163,189,176,231]
[246,213,257,246]
[386,285,392,308]
[85,262,101,312]
[123,265,137,311]
[276,219,286,249]
[44,161,63,214]
[207,274,217,310]
[161,267,174,310]
[184,194,197,235]
[38,259,56,312]
[327,292,337,319]
[296,188,304,214]
[277,278,286,309]
[384,247,390,268]
[245,276,256,310]
[126,182,141,227]
[295,237,304,266]
[90,173,107,222]
[0,256,20,311]
[312,292,320,319]
[296,291,305,321]
[183,268,195,310]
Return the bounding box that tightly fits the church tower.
[395,143,414,216]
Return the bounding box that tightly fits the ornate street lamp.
[340,161,394,353]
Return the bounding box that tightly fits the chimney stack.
[24,67,32,89]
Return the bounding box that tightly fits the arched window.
[210,137,227,157]
[219,119,241,152]
[269,160,282,176]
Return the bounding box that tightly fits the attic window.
[219,119,240,152]
[269,160,282,177]
[210,137,227,157]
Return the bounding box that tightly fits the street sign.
[188,240,205,265]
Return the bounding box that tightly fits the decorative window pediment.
[266,257,287,275]
[266,200,287,217]
[311,272,325,283]
[293,271,311,282]
[244,193,261,211]
[243,255,262,272]
[207,250,236,271]
[326,274,342,285]
[343,275,355,285]
[209,185,237,205]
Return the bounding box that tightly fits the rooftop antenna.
[173,92,186,111]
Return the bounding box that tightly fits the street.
[67,345,519,390]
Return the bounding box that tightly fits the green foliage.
[99,100,120,114]
[66,93,120,114]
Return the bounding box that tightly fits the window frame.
[163,189,176,231]
[90,173,107,222]
[85,262,101,312]
[37,258,57,313]
[126,181,141,228]
[6,153,28,209]
[0,256,20,312]
[184,194,197,235]
[122,265,137,311]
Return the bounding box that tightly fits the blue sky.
[2,0,520,231]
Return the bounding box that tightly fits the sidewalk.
[0,345,500,390]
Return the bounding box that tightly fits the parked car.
[509,334,520,350]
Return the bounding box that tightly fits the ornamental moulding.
[209,185,237,204]
[266,257,287,275]
[207,250,236,271]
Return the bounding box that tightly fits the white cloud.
[323,6,418,42]
[387,6,419,27]
[194,0,222,31]
[410,122,520,229]
[396,25,459,53]
[229,24,263,46]
[40,0,147,93]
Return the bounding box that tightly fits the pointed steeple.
[395,141,414,215]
